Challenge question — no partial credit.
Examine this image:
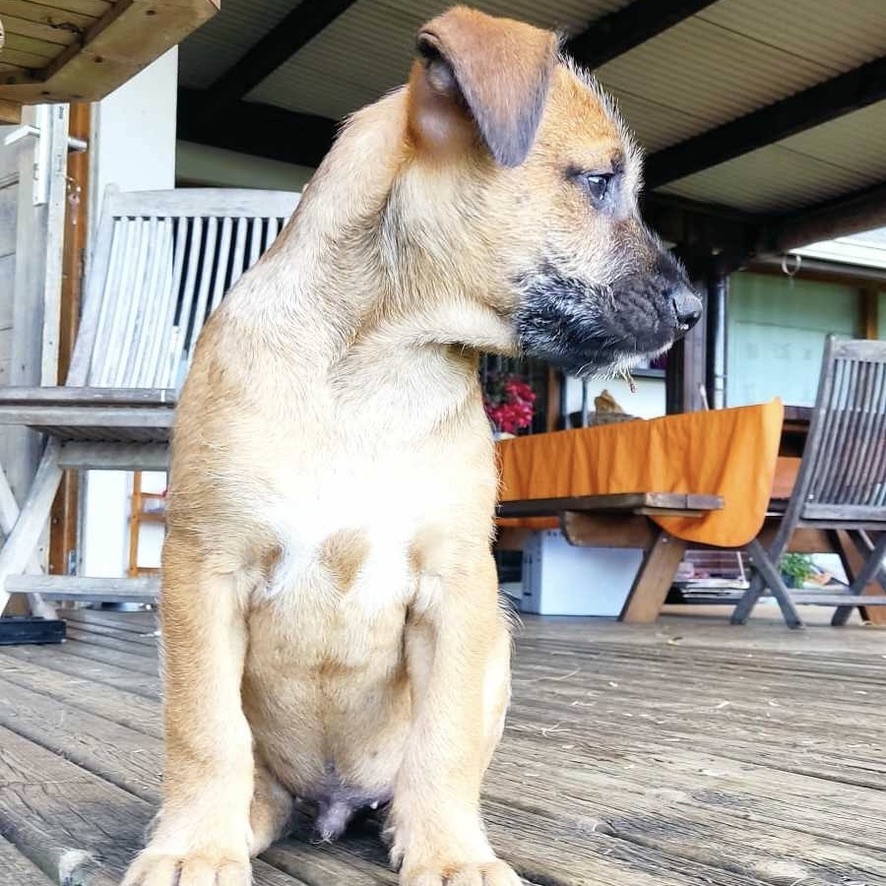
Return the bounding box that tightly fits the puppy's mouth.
[513,262,698,377]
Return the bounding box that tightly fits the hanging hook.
[780,253,802,278]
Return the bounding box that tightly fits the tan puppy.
[122,7,700,886]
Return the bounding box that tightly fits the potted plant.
[483,372,536,439]
[779,553,814,589]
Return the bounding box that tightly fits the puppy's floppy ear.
[408,6,557,167]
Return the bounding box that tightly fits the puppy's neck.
[226,89,515,372]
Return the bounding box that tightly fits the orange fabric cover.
[496,399,784,548]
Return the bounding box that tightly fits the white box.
[521,529,643,617]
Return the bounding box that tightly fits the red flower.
[483,372,536,434]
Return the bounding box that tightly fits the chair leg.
[732,538,804,629]
[0,464,56,619]
[832,532,886,626]
[730,569,765,625]
[0,441,63,616]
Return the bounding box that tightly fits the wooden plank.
[64,625,159,656]
[58,441,169,470]
[2,640,162,696]
[484,745,886,885]
[49,98,89,577]
[37,0,111,16]
[54,636,161,675]
[0,45,49,66]
[0,13,77,49]
[0,0,220,105]
[497,492,723,519]
[0,384,177,405]
[4,612,886,886]
[3,29,63,59]
[0,649,162,734]
[0,682,383,886]
[561,511,658,548]
[60,615,158,647]
[0,0,98,31]
[620,531,688,623]
[6,574,159,600]
[0,100,21,123]
[787,593,886,606]
[0,404,175,427]
[61,606,157,634]
[0,687,781,886]
[0,835,56,885]
[0,724,149,885]
[0,676,163,801]
[0,726,303,886]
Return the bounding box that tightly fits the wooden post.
[859,285,879,340]
[666,250,708,414]
[546,366,563,432]
[49,103,90,577]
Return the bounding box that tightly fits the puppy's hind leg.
[249,761,294,855]
[121,539,255,886]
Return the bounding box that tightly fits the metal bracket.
[3,106,87,205]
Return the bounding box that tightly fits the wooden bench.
[496,492,724,623]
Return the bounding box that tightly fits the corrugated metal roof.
[596,0,886,153]
[597,20,829,152]
[659,102,886,213]
[176,0,886,216]
[178,0,301,89]
[245,0,628,119]
[658,145,873,214]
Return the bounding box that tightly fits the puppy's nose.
[672,288,702,331]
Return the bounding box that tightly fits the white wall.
[564,373,666,421]
[177,141,314,191]
[81,49,178,578]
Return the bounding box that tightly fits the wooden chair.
[0,186,300,612]
[732,336,886,628]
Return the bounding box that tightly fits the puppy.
[122,6,699,886]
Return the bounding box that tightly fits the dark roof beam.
[197,0,360,123]
[178,88,338,169]
[760,180,886,254]
[565,0,719,69]
[646,54,886,188]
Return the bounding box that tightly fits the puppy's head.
[403,6,701,377]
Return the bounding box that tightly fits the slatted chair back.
[795,336,886,524]
[67,187,300,393]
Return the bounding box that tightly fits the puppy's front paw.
[401,860,522,886]
[121,851,251,886]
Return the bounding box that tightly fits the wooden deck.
[2,608,886,886]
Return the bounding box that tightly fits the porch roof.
[173,0,886,259]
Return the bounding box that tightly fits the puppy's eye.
[581,173,613,202]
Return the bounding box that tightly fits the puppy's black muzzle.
[515,246,702,377]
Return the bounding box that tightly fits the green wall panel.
[727,273,858,407]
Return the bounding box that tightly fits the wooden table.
[780,404,812,456]
[498,492,724,623]
[494,402,785,622]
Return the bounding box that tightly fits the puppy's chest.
[262,462,442,607]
